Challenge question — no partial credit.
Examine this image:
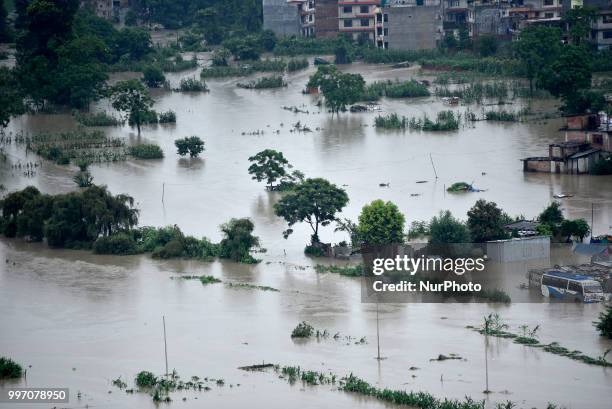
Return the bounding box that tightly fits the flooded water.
[1,61,611,408]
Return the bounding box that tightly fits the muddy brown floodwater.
[1,60,611,409]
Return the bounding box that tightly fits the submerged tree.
[110,80,154,135]
[175,136,205,158]
[248,149,291,190]
[595,304,612,339]
[357,200,405,246]
[428,210,471,244]
[274,178,348,245]
[307,65,365,115]
[0,68,25,128]
[467,199,509,243]
[218,218,260,263]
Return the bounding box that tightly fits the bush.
[158,110,176,124]
[237,76,286,89]
[178,77,208,92]
[135,371,157,388]
[142,65,166,88]
[291,321,314,338]
[93,233,138,255]
[0,357,23,379]
[287,58,309,72]
[591,156,612,175]
[365,80,430,100]
[129,109,158,126]
[174,136,205,157]
[218,218,260,264]
[129,144,164,159]
[304,244,325,257]
[74,111,123,127]
[152,239,184,259]
[595,304,612,339]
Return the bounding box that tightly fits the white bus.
[541,271,604,303]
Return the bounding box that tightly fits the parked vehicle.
[541,271,605,303]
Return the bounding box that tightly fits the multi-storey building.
[316,0,340,37]
[289,0,317,37]
[263,0,302,36]
[338,1,384,42]
[383,0,444,49]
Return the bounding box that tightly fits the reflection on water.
[1,62,611,409]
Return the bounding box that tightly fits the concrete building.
[386,4,443,49]
[338,0,384,42]
[591,7,612,50]
[263,0,301,36]
[288,0,316,37]
[315,0,340,38]
[442,0,475,37]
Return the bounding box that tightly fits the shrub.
[74,111,123,127]
[291,321,314,338]
[595,304,612,339]
[591,156,612,175]
[174,136,205,158]
[237,76,286,89]
[93,233,138,255]
[143,65,166,88]
[178,77,208,92]
[129,109,158,126]
[287,58,309,72]
[73,170,94,187]
[365,80,430,99]
[0,357,23,379]
[129,144,164,159]
[304,244,325,257]
[152,239,184,259]
[158,110,176,124]
[135,371,157,388]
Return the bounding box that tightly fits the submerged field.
[0,59,611,409]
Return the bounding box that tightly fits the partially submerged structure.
[522,113,612,174]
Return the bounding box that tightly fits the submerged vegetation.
[0,357,23,379]
[595,304,612,338]
[314,264,363,277]
[178,77,208,92]
[364,79,430,100]
[237,76,286,89]
[375,111,460,131]
[74,111,123,127]
[471,315,612,367]
[128,144,164,159]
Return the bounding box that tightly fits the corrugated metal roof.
[568,148,601,159]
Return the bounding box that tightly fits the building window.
[545,12,554,18]
[417,0,424,5]
[603,30,612,39]
[343,6,352,13]
[543,0,554,5]
[603,15,612,24]
[384,14,388,22]
[361,18,370,27]
[377,27,382,35]
[383,28,389,36]
[344,19,353,28]
[360,5,369,14]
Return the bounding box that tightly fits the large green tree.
[429,210,471,244]
[218,218,260,263]
[110,80,154,135]
[513,26,563,94]
[467,199,509,243]
[307,65,365,114]
[0,67,25,127]
[357,200,405,246]
[560,219,590,242]
[274,178,348,244]
[248,149,291,190]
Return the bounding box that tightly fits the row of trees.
[246,150,591,251]
[0,185,261,263]
[13,2,154,109]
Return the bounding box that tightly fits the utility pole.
[376,301,381,360]
[591,203,594,240]
[162,183,165,203]
[430,153,439,179]
[163,316,169,378]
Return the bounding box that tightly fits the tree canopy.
[110,80,154,135]
[248,149,292,189]
[357,200,405,246]
[274,178,348,244]
[175,136,205,158]
[307,65,365,114]
[429,210,471,244]
[467,199,509,243]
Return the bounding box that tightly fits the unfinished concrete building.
[315,0,339,38]
[386,3,443,49]
[263,0,301,36]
